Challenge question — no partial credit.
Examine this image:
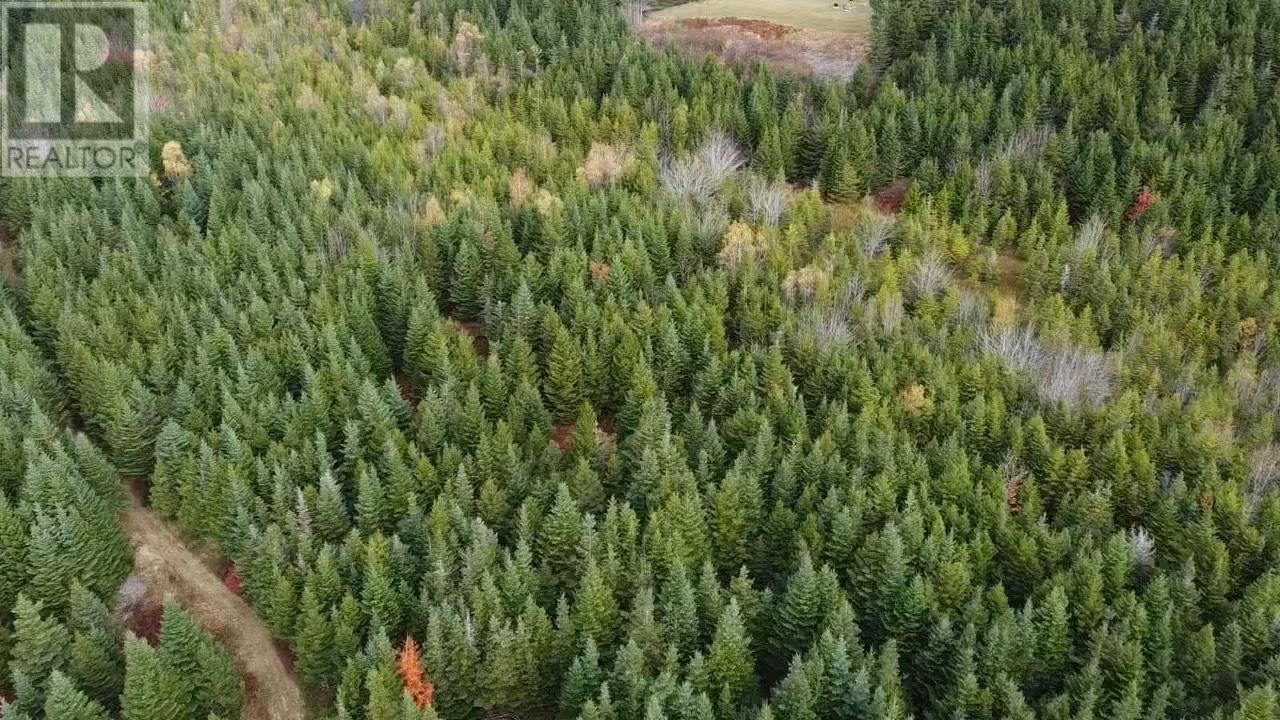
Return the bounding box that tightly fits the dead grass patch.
[640,17,868,79]
[829,201,864,234]
[996,253,1027,300]
[872,179,910,215]
[650,0,871,33]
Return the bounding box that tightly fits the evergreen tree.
[159,599,243,720]
[121,636,189,720]
[43,671,110,720]
[545,322,586,423]
[66,584,124,706]
[9,595,70,693]
[820,136,860,203]
[539,483,584,596]
[701,599,755,713]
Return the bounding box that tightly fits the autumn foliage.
[1125,185,1156,221]
[398,636,435,709]
[223,567,244,596]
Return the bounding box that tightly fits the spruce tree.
[539,483,584,596]
[545,322,585,423]
[121,636,188,720]
[820,136,860,203]
[560,638,604,719]
[294,586,335,688]
[66,584,124,706]
[0,491,27,617]
[9,595,70,692]
[159,599,243,720]
[701,599,755,713]
[768,552,837,676]
[42,671,110,720]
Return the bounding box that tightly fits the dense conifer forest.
[2,0,1280,718]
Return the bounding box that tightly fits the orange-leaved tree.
[398,636,435,709]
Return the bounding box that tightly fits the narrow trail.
[120,481,309,720]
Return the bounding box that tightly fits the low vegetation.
[2,0,1280,719]
[648,0,871,33]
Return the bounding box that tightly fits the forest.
[1,0,1279,718]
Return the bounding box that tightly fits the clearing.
[121,480,308,720]
[641,0,871,79]
[649,0,871,33]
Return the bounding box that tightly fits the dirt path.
[121,482,308,720]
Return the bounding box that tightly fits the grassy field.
[650,0,871,34]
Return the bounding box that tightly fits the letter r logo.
[22,22,123,125]
[3,2,143,141]
[2,2,148,177]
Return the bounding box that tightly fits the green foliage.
[159,599,244,720]
[6,0,1280,719]
[121,637,189,720]
[42,671,110,720]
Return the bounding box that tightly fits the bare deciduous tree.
[114,575,149,616]
[661,130,745,201]
[350,0,369,24]
[365,88,390,124]
[908,250,953,301]
[973,160,993,200]
[803,306,854,350]
[971,125,1052,200]
[1074,214,1106,256]
[421,122,449,159]
[981,326,1115,407]
[998,126,1053,162]
[1246,443,1280,519]
[856,212,895,258]
[578,142,633,187]
[1128,526,1156,570]
[982,326,1044,371]
[697,131,746,181]
[957,290,988,328]
[451,22,485,75]
[219,0,240,52]
[661,156,717,201]
[879,291,904,334]
[622,0,651,31]
[746,175,789,226]
[509,168,534,208]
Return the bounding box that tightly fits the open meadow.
[650,0,871,33]
[642,0,871,78]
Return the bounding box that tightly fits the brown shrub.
[900,384,931,416]
[578,142,633,187]
[451,22,486,74]
[416,196,446,229]
[161,141,192,182]
[509,168,534,208]
[872,179,910,214]
[718,222,759,270]
[783,265,830,305]
[589,261,612,283]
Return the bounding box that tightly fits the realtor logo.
[2,2,148,176]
